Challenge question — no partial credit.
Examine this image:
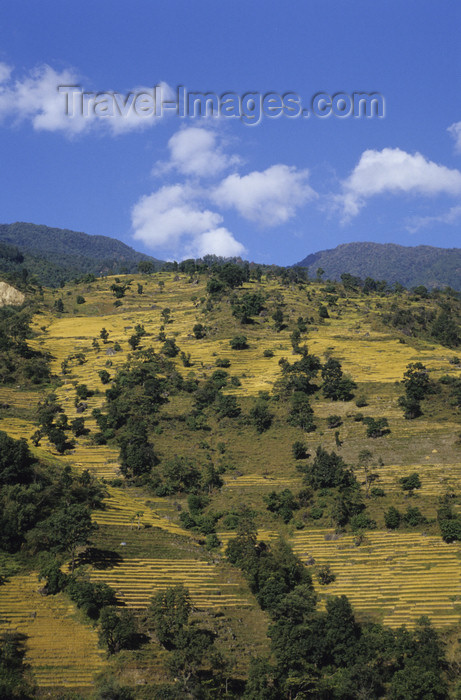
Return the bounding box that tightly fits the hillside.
[0,266,460,697]
[296,241,461,290]
[0,222,162,287]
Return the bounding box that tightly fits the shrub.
[355,395,368,407]
[350,512,377,531]
[66,576,117,619]
[76,295,85,304]
[263,349,274,358]
[364,416,390,438]
[370,487,386,498]
[384,506,401,530]
[403,506,426,527]
[215,357,230,368]
[292,440,308,460]
[193,323,206,339]
[310,506,324,520]
[317,564,336,585]
[400,472,422,495]
[249,399,273,433]
[98,370,111,384]
[327,414,342,429]
[230,335,248,350]
[161,339,179,357]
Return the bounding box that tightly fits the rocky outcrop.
[0,281,25,307]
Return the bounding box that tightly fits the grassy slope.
[0,270,460,695]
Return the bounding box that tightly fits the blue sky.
[1,1,461,264]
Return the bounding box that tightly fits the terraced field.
[88,558,251,609]
[1,271,461,693]
[291,529,461,628]
[0,573,105,689]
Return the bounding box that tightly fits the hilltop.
[296,241,461,290]
[0,222,162,287]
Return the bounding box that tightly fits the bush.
[327,414,342,429]
[193,323,206,339]
[439,518,461,542]
[66,576,117,619]
[98,370,111,384]
[292,441,308,460]
[355,395,368,407]
[350,512,377,531]
[230,335,248,350]
[364,416,390,438]
[385,506,401,530]
[215,357,230,368]
[400,472,421,495]
[76,295,85,304]
[370,487,386,498]
[161,339,179,357]
[263,349,274,358]
[317,564,336,585]
[403,506,426,527]
[249,399,273,433]
[310,506,324,520]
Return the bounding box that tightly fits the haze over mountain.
[297,241,461,291]
[0,222,162,286]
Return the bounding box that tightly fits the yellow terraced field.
[0,573,105,689]
[93,487,189,534]
[360,462,461,496]
[291,529,461,628]
[88,558,251,609]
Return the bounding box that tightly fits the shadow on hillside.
[76,547,123,570]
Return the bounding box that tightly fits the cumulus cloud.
[131,183,245,258]
[186,227,246,258]
[165,126,240,177]
[0,63,173,135]
[337,147,461,220]
[448,121,461,153]
[212,164,316,225]
[0,63,12,84]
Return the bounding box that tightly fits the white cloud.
[337,147,461,220]
[0,63,173,136]
[187,227,246,258]
[212,164,316,225]
[448,121,461,153]
[0,63,12,83]
[166,126,239,177]
[405,204,461,233]
[131,183,245,258]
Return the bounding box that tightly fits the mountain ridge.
[296,241,461,290]
[0,222,162,286]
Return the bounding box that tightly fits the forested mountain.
[0,222,162,286]
[296,241,461,290]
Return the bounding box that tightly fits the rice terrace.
[0,250,460,698]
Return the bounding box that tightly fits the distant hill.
[296,242,461,290]
[0,222,162,287]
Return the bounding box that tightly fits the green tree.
[98,607,139,654]
[230,335,248,350]
[384,506,401,529]
[37,504,97,571]
[400,472,422,496]
[250,399,273,433]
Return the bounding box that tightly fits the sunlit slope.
[291,529,461,628]
[0,573,105,689]
[0,268,459,652]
